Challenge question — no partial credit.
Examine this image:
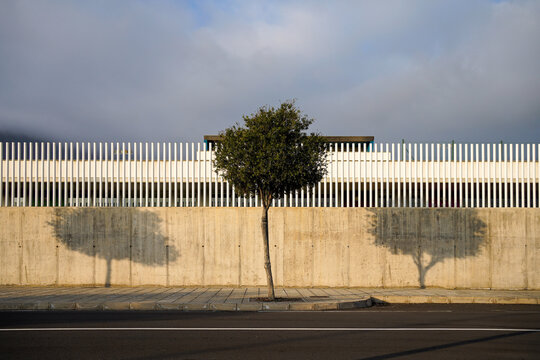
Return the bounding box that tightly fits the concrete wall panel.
[0,208,538,289]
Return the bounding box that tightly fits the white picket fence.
[0,142,538,208]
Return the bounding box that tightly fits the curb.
[370,296,540,305]
[0,298,372,312]
[1,296,538,311]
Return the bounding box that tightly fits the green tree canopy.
[214,101,328,300]
[214,101,327,207]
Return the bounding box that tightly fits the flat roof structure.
[204,135,374,148]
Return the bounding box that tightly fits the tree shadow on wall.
[48,208,178,287]
[366,209,487,289]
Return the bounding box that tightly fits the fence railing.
[1,142,538,208]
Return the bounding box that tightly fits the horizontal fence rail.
[0,142,538,208]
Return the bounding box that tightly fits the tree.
[214,101,327,300]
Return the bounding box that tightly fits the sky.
[0,0,539,143]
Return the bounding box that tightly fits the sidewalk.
[0,287,538,311]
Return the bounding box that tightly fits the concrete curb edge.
[0,298,373,312]
[1,296,538,311]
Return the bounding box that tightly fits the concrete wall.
[0,208,538,289]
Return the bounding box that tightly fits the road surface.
[1,304,539,359]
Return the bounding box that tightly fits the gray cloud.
[0,0,539,143]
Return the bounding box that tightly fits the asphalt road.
[1,304,539,359]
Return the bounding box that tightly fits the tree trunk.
[261,204,275,300]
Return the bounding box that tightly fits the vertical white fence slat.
[391,143,397,207]
[397,143,401,208]
[534,144,537,208]
[150,143,154,207]
[29,143,33,207]
[16,143,21,207]
[458,144,462,208]
[190,143,194,207]
[419,143,423,207]
[52,142,56,207]
[58,143,63,207]
[208,143,212,207]
[474,144,478,208]
[329,145,333,207]
[168,142,171,207]
[157,143,160,207]
[442,143,446,208]
[487,144,491,208]
[386,143,389,207]
[99,143,103,207]
[180,143,184,207]
[464,144,469,208]
[125,143,129,207]
[175,143,179,207]
[435,143,439,208]
[105,143,110,207]
[415,143,419,207]
[46,142,50,207]
[22,143,27,207]
[197,143,200,207]
[407,143,411,207]
[452,143,456,208]
[526,144,530,208]
[346,143,350,207]
[509,144,514,208]
[33,144,37,207]
[498,143,502,208]
[81,142,85,207]
[374,143,378,207]
[174,143,178,207]
[480,144,484,208]
[363,143,367,207]
[521,144,525,208]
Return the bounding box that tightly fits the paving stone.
[289,302,315,311]
[101,302,130,311]
[407,296,432,304]
[225,288,247,304]
[170,289,199,303]
[382,295,410,304]
[0,303,22,310]
[210,303,237,311]
[242,288,259,303]
[75,303,102,311]
[514,298,538,305]
[20,302,49,310]
[155,303,182,310]
[182,303,209,311]
[262,302,289,311]
[237,303,263,311]
[425,296,451,304]
[130,302,157,310]
[313,302,339,310]
[50,302,77,310]
[494,296,520,304]
[449,296,476,304]
[212,288,234,304]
